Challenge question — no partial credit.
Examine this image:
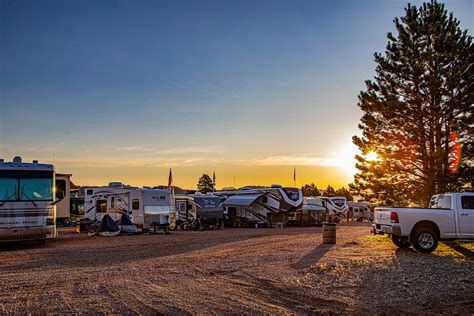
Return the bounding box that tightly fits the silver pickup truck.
[372,192,474,253]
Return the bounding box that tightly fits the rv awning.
[302,204,326,211]
[223,193,264,207]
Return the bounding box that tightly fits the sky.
[0,0,472,189]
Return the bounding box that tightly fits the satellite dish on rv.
[13,156,22,163]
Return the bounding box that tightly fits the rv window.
[262,196,268,203]
[86,189,93,195]
[97,200,107,213]
[111,196,115,208]
[132,199,139,210]
[56,179,66,200]
[159,196,166,200]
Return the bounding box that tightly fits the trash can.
[323,223,336,244]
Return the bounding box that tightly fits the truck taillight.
[390,211,399,223]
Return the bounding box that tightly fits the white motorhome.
[0,157,57,244]
[217,185,303,227]
[81,183,174,232]
[319,196,349,217]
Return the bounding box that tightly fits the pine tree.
[301,183,320,197]
[335,187,354,201]
[197,174,215,194]
[324,185,336,196]
[350,1,473,206]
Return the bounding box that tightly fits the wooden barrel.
[323,224,336,244]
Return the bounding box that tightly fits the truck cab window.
[461,196,474,209]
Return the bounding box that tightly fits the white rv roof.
[0,162,54,171]
[223,193,265,207]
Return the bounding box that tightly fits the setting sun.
[366,151,378,161]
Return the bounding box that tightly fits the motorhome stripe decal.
[85,206,95,214]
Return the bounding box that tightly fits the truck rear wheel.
[412,228,438,253]
[391,235,411,248]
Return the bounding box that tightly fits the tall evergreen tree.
[335,187,354,201]
[197,174,215,194]
[351,1,473,206]
[324,185,336,196]
[301,183,320,197]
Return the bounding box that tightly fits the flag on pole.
[167,168,173,193]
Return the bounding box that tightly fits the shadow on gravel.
[444,242,474,260]
[0,241,48,252]
[292,244,334,270]
[228,272,346,313]
[355,238,474,314]
[0,228,323,270]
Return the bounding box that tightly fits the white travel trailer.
[319,196,349,217]
[55,173,72,226]
[348,201,375,222]
[81,182,174,232]
[0,157,57,244]
[218,186,303,227]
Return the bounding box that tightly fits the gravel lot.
[0,223,473,314]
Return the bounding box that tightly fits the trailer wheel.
[412,228,438,253]
[175,223,183,231]
[391,235,411,248]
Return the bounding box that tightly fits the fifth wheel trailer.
[216,186,303,227]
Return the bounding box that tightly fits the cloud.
[116,145,225,155]
[249,154,343,167]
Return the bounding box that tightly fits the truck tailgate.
[374,207,391,226]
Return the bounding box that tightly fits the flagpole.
[293,166,296,187]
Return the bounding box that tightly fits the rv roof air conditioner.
[13,156,22,163]
[108,182,123,187]
[271,184,282,188]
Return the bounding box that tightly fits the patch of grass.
[435,241,474,260]
[366,234,474,260]
[367,234,393,244]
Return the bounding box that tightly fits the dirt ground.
[0,223,473,314]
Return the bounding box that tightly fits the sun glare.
[333,142,359,177]
[366,151,378,161]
